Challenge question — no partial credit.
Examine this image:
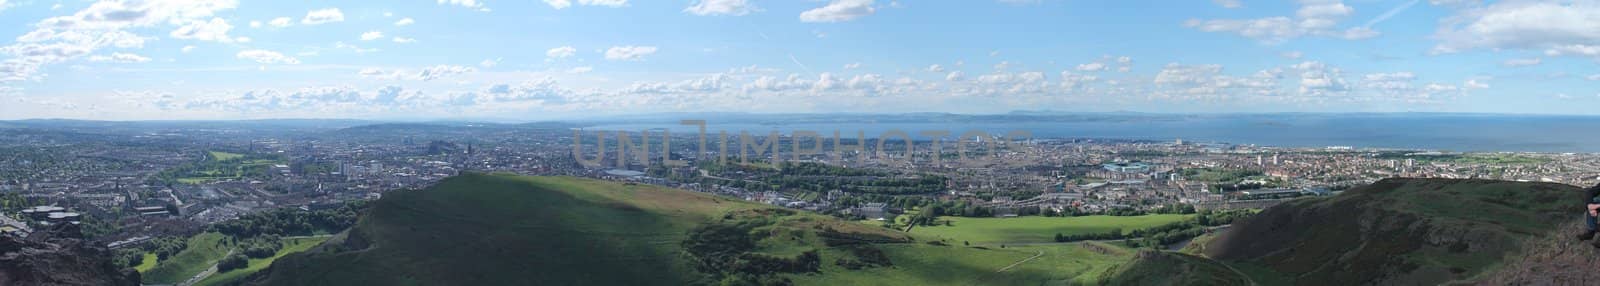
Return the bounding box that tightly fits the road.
[177,249,233,286]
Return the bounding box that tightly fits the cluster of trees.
[217,253,249,272]
[209,201,367,239]
[684,219,816,286]
[112,235,187,268]
[0,193,35,213]
[1150,203,1198,215]
[1054,209,1256,246]
[239,235,284,259]
[1054,228,1127,242]
[777,162,884,177]
[1180,168,1263,184]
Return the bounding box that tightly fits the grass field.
[786,243,1130,286]
[132,252,158,273]
[910,214,1195,244]
[195,237,330,286]
[208,151,244,161]
[142,232,230,284]
[251,174,780,285]
[245,174,1241,286]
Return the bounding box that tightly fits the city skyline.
[1,0,1598,120]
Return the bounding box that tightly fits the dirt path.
[178,249,233,286]
[995,250,1045,273]
[965,250,1046,286]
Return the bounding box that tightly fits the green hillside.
[1099,250,1252,286]
[1203,178,1582,285]
[911,214,1194,244]
[142,232,230,284]
[243,174,1240,286]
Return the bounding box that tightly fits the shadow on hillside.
[1483,221,1600,285]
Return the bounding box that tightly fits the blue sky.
[0,0,1596,120]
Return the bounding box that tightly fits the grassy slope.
[251,174,775,285]
[143,232,230,284]
[911,214,1194,244]
[195,237,329,286]
[132,252,158,273]
[789,243,1130,286]
[248,174,1235,286]
[1099,250,1251,286]
[1204,178,1580,285]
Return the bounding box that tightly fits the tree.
[217,254,249,272]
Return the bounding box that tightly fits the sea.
[582,114,1600,153]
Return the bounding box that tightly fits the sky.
[0,0,1597,120]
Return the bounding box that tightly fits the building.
[854,203,888,220]
[1102,162,1151,173]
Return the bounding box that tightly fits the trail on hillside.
[179,249,233,286]
[1483,221,1600,285]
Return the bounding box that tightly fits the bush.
[217,254,249,272]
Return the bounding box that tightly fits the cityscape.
[2,0,1599,285]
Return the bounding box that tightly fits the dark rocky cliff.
[0,224,140,286]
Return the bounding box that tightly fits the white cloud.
[414,65,475,81]
[1076,62,1107,72]
[0,0,241,82]
[1586,74,1600,81]
[268,17,292,28]
[1291,61,1349,96]
[604,46,658,61]
[1431,1,1600,58]
[685,0,758,16]
[394,18,415,26]
[181,45,196,53]
[546,46,577,59]
[926,64,944,72]
[236,49,301,64]
[946,71,965,81]
[543,0,571,9]
[1502,57,1541,67]
[1185,0,1378,44]
[335,42,380,54]
[392,37,416,43]
[1213,0,1242,8]
[440,0,488,11]
[544,0,628,9]
[800,0,876,23]
[169,18,235,42]
[302,8,345,25]
[249,20,261,28]
[1281,51,1304,59]
[88,52,152,63]
[479,58,499,68]
[1464,79,1490,89]
[361,31,385,41]
[359,65,477,81]
[567,66,593,74]
[844,62,862,69]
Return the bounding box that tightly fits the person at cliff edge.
[1579,183,1600,247]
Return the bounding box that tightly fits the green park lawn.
[208,151,244,161]
[911,214,1195,244]
[142,232,230,284]
[132,252,159,273]
[195,236,331,286]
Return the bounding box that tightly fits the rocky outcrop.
[1481,221,1600,285]
[1204,178,1581,285]
[0,224,140,286]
